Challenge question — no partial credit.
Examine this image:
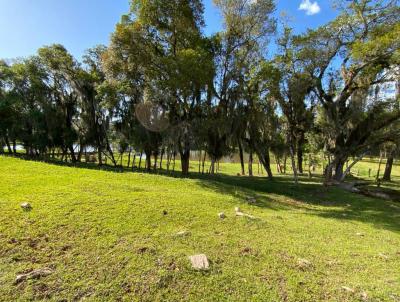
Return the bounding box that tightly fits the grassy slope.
[0,156,399,301]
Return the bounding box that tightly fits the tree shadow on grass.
[4,154,400,234]
[193,173,400,234]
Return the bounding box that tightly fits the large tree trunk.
[334,159,346,181]
[257,150,273,180]
[383,149,396,181]
[180,150,190,175]
[68,145,77,163]
[98,147,103,166]
[145,150,151,171]
[325,154,347,183]
[179,135,191,175]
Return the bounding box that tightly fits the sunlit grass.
[0,156,399,301]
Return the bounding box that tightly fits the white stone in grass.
[218,212,226,219]
[356,232,365,237]
[297,258,312,270]
[15,267,53,284]
[341,286,355,293]
[378,253,389,260]
[176,230,190,237]
[20,203,32,211]
[189,254,209,270]
[360,291,368,301]
[235,207,255,219]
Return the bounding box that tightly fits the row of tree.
[0,0,399,183]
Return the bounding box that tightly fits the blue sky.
[0,0,337,61]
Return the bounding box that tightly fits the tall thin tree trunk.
[202,151,206,174]
[289,133,298,184]
[297,133,305,174]
[12,140,17,154]
[283,155,287,174]
[153,152,158,171]
[209,157,216,174]
[198,150,202,173]
[68,145,77,163]
[166,150,171,172]
[289,145,298,184]
[172,152,176,172]
[248,151,253,176]
[4,136,12,154]
[376,151,383,187]
[127,149,131,168]
[159,148,164,169]
[138,152,143,170]
[275,156,281,174]
[98,147,103,166]
[238,140,245,175]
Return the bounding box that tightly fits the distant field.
[1,156,399,301]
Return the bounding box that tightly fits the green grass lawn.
[1,156,400,301]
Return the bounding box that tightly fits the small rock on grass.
[378,253,389,260]
[20,203,32,211]
[246,197,257,204]
[15,268,53,284]
[341,286,355,293]
[175,230,190,237]
[360,291,368,301]
[189,254,209,270]
[297,258,312,270]
[235,207,255,219]
[218,212,226,219]
[356,232,364,237]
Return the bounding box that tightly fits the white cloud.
[299,0,321,15]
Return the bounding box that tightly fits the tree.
[263,28,315,183]
[106,0,212,174]
[38,44,81,161]
[295,0,400,182]
[209,0,275,175]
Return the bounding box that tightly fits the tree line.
[0,0,399,183]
